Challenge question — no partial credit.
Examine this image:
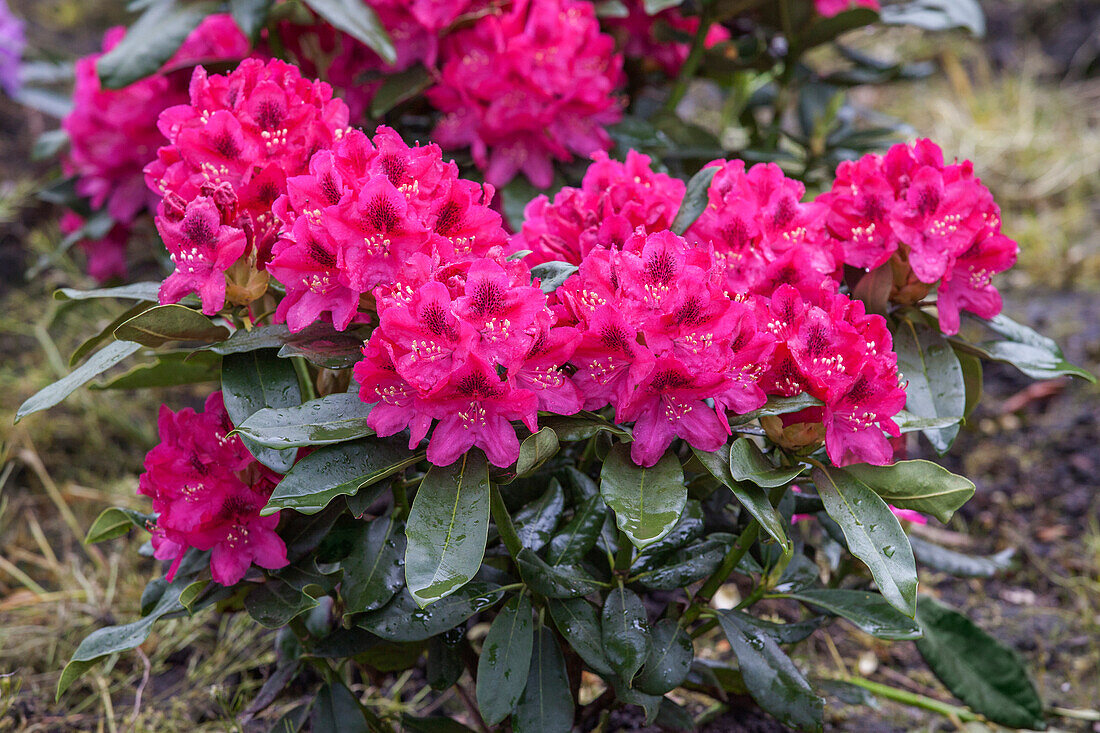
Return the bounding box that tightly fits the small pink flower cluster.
[353,256,580,467]
[428,0,624,187]
[603,0,730,76]
[267,125,508,332]
[146,58,350,314]
[140,392,288,585]
[815,139,1018,334]
[518,150,686,266]
[61,15,251,280]
[814,0,880,17]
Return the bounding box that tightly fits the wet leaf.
[843,460,974,523]
[221,350,302,472]
[513,626,573,733]
[512,479,563,551]
[515,548,603,598]
[781,589,922,640]
[476,595,534,725]
[236,393,374,448]
[17,340,141,422]
[357,584,504,642]
[601,587,650,682]
[635,619,693,695]
[546,598,613,676]
[633,534,735,590]
[894,318,965,453]
[601,444,686,549]
[545,496,606,565]
[692,445,789,550]
[113,304,229,346]
[342,512,405,612]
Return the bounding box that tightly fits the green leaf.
[58,577,187,698]
[513,626,574,733]
[546,598,613,676]
[879,0,985,36]
[342,512,405,612]
[55,282,162,302]
[405,451,491,606]
[236,393,374,448]
[909,536,1015,578]
[245,579,320,628]
[71,302,152,366]
[643,0,684,13]
[229,0,273,42]
[221,350,302,472]
[957,351,983,418]
[915,596,1044,729]
[729,393,824,426]
[400,715,478,733]
[97,0,220,88]
[512,479,563,551]
[670,166,718,235]
[601,587,650,683]
[692,444,789,549]
[303,0,396,64]
[842,460,974,523]
[370,64,433,116]
[800,7,880,49]
[633,534,735,590]
[635,619,693,695]
[476,595,534,726]
[84,507,154,544]
[357,584,504,642]
[540,411,632,442]
[310,682,368,733]
[17,340,141,422]
[113,304,230,346]
[264,438,419,515]
[530,262,579,294]
[600,444,686,549]
[953,312,1093,382]
[276,327,369,369]
[545,496,607,565]
[209,324,292,354]
[811,466,918,616]
[91,350,222,390]
[631,501,703,571]
[609,676,661,724]
[427,635,464,690]
[728,438,806,488]
[894,318,965,453]
[781,589,922,640]
[515,548,603,598]
[515,428,560,477]
[716,610,824,732]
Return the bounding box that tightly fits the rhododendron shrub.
[21,2,1091,731]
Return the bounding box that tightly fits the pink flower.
[814,0,880,17]
[157,195,247,314]
[936,231,1017,335]
[140,392,288,585]
[604,1,730,76]
[428,0,624,187]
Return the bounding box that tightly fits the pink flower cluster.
[140,392,288,586]
[814,0,880,17]
[815,139,1018,333]
[62,15,251,280]
[268,125,509,332]
[517,150,685,266]
[353,256,580,467]
[603,0,730,76]
[146,58,350,314]
[428,0,624,187]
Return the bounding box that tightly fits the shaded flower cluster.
[0,0,23,98]
[140,392,288,585]
[428,0,624,187]
[603,0,730,77]
[146,58,350,313]
[815,139,1018,333]
[268,125,509,332]
[353,256,581,467]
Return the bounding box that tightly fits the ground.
[0,1,1097,731]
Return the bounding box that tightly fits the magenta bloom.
[936,230,1017,334]
[603,1,730,77]
[814,0,880,17]
[156,195,247,314]
[428,0,624,187]
[140,392,288,585]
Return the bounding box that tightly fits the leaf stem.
[291,356,317,402]
[826,675,979,722]
[489,482,523,560]
[664,9,713,112]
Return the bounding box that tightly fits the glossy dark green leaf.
[55,282,162,302]
[342,512,405,612]
[670,166,718,234]
[17,340,141,422]
[236,393,374,448]
[635,619,693,695]
[91,350,222,390]
[609,676,661,724]
[729,393,824,426]
[222,349,302,472]
[894,318,965,453]
[96,0,219,88]
[728,438,806,488]
[546,598,613,676]
[264,438,418,515]
[633,533,735,590]
[716,610,824,732]
[956,312,1093,381]
[513,626,573,733]
[692,445,789,550]
[405,451,491,606]
[245,579,319,628]
[655,698,695,731]
[601,587,650,682]
[276,327,368,369]
[909,536,1015,578]
[304,0,396,64]
[843,460,974,523]
[515,548,603,598]
[427,635,463,690]
[540,411,632,442]
[600,444,686,549]
[476,595,534,725]
[357,584,504,642]
[915,596,1044,729]
[631,501,704,573]
[530,262,579,294]
[370,64,433,116]
[782,589,922,640]
[210,324,292,354]
[512,479,563,551]
[515,428,560,477]
[545,496,606,565]
[113,304,229,346]
[957,351,983,418]
[812,466,917,617]
[734,614,824,645]
[84,507,154,544]
[310,682,368,733]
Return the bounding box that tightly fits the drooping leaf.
[893,318,965,453]
[545,496,607,565]
[342,512,405,612]
[264,438,418,515]
[546,598,613,676]
[633,533,736,590]
[609,676,661,724]
[84,507,154,544]
[221,349,302,472]
[97,0,220,88]
[357,584,505,642]
[405,451,491,605]
[728,438,806,488]
[515,549,603,598]
[71,302,153,366]
[692,445,789,549]
[600,444,686,549]
[811,466,918,616]
[113,304,229,346]
[476,595,534,726]
[427,635,464,690]
[235,393,374,448]
[515,428,560,478]
[952,312,1093,382]
[310,682,369,733]
[91,351,221,390]
[716,610,824,732]
[303,0,396,63]
[635,619,693,696]
[842,460,975,523]
[781,589,922,640]
[601,587,651,682]
[245,579,320,628]
[16,340,141,422]
[54,282,162,302]
[915,596,1045,729]
[512,626,574,733]
[512,479,564,551]
[670,166,718,234]
[909,536,1015,578]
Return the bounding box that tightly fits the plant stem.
[489,483,523,560]
[392,480,409,518]
[292,356,317,401]
[614,529,633,574]
[664,10,713,112]
[827,675,979,723]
